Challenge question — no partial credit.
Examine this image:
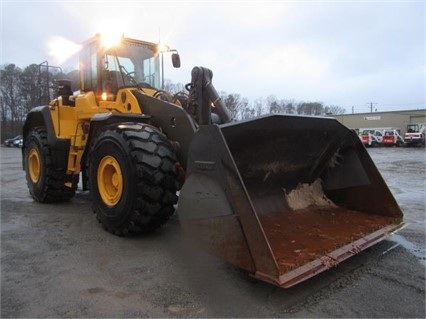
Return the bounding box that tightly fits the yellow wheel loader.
[22,34,403,288]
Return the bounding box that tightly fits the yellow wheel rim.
[97,155,123,207]
[28,148,41,183]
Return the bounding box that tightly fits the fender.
[22,105,70,171]
[80,113,152,190]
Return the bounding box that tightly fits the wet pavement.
[1,146,425,318]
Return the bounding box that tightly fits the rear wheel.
[88,124,180,235]
[24,127,76,202]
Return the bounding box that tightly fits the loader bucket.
[177,114,403,288]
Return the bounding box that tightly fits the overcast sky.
[1,0,425,113]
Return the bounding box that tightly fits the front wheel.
[88,124,180,235]
[24,127,77,202]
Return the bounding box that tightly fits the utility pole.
[367,102,377,113]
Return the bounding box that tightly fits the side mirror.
[172,53,181,68]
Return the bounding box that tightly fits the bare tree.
[297,102,324,115]
[19,64,39,116]
[164,79,186,94]
[221,93,243,120]
[284,100,296,114]
[267,95,280,114]
[0,64,22,136]
[325,105,346,115]
[253,97,264,117]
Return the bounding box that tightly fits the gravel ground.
[1,146,425,318]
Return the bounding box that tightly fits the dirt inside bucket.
[259,207,401,272]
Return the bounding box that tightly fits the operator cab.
[79,34,180,101]
[407,123,425,133]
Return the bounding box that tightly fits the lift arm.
[187,66,233,125]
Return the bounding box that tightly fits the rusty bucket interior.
[177,114,404,288]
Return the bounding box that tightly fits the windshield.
[407,124,419,133]
[103,41,160,90]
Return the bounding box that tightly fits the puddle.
[389,234,426,266]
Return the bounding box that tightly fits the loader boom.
[186,66,232,125]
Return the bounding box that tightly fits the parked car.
[4,135,22,147]
[14,137,23,148]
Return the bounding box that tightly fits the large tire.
[24,127,77,202]
[88,124,180,235]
